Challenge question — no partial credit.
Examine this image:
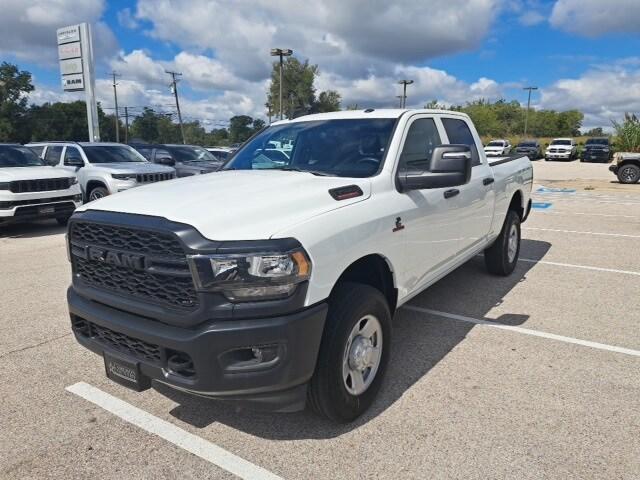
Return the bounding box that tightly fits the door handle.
[444,189,459,199]
[483,177,495,186]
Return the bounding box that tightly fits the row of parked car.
[483,137,613,162]
[0,142,233,226]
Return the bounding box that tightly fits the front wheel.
[308,282,391,423]
[484,210,521,276]
[617,164,640,184]
[88,186,109,202]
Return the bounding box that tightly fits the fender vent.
[329,185,363,201]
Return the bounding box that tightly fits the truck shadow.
[159,238,551,439]
[0,220,67,239]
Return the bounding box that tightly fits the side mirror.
[66,157,84,167]
[398,145,472,192]
[156,155,175,166]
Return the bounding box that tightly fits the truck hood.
[0,166,75,181]
[89,162,175,174]
[484,146,505,152]
[78,170,371,240]
[547,145,572,151]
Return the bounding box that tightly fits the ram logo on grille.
[85,246,145,270]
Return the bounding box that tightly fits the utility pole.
[166,70,186,144]
[398,80,414,108]
[124,106,129,143]
[523,86,538,137]
[270,48,293,120]
[265,102,273,124]
[111,71,121,142]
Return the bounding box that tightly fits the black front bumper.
[582,150,610,162]
[0,201,77,224]
[609,164,619,173]
[69,287,327,411]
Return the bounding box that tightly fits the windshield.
[487,141,504,147]
[224,119,397,177]
[83,145,146,163]
[0,145,46,167]
[518,142,536,147]
[166,145,218,163]
[551,140,571,146]
[586,138,609,146]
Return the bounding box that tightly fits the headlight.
[188,248,311,302]
[70,177,78,185]
[112,173,137,180]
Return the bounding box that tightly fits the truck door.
[394,115,462,294]
[441,117,494,255]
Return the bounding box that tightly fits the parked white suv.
[0,144,81,225]
[545,138,577,161]
[28,142,176,202]
[67,109,533,422]
[484,139,512,157]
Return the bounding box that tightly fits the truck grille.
[69,221,198,309]
[72,316,162,363]
[10,177,72,193]
[136,172,174,183]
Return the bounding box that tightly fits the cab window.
[44,145,63,166]
[397,118,442,171]
[442,118,481,166]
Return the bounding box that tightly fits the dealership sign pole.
[57,23,100,142]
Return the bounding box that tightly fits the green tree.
[612,113,640,152]
[584,127,604,137]
[313,90,342,113]
[228,115,255,143]
[28,101,92,141]
[0,62,34,142]
[130,107,160,142]
[268,56,341,118]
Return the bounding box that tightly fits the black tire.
[484,210,521,276]
[56,215,71,226]
[617,163,640,184]
[308,282,392,423]
[88,186,109,202]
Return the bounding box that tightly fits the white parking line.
[519,258,640,276]
[404,306,640,358]
[524,227,640,238]
[66,382,283,480]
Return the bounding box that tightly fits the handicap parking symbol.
[536,186,576,194]
[532,202,553,210]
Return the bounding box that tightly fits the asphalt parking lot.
[1,161,639,479]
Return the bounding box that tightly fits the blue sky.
[2,0,640,130]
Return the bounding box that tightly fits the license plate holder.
[39,205,55,214]
[104,351,151,391]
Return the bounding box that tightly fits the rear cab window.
[441,118,481,166]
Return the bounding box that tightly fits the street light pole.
[166,70,186,144]
[398,80,414,108]
[523,86,538,137]
[270,48,293,120]
[111,71,121,142]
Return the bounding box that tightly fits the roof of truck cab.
[270,109,471,124]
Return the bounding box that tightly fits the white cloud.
[518,11,545,26]
[540,66,640,129]
[135,0,501,82]
[110,50,167,87]
[550,0,640,36]
[0,0,117,65]
[117,8,139,30]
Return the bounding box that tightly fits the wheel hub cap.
[348,336,374,371]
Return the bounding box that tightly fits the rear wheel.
[308,282,391,423]
[617,164,640,184]
[484,210,521,276]
[88,186,109,202]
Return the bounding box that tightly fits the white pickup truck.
[66,109,533,422]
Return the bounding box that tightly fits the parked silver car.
[27,142,176,202]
